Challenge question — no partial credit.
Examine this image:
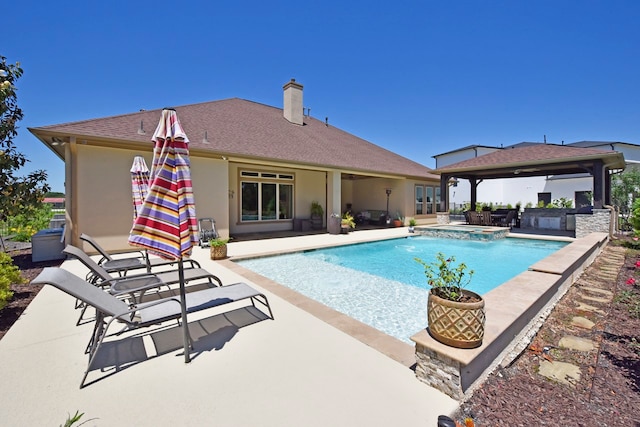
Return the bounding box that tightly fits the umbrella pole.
[178,258,191,363]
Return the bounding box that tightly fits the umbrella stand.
[178,258,191,363]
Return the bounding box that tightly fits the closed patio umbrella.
[130,155,150,220]
[128,108,199,363]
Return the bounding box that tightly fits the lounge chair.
[64,244,222,294]
[79,233,200,275]
[31,267,273,388]
[64,245,223,324]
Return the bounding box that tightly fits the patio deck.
[0,227,458,426]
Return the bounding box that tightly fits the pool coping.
[411,232,608,399]
[224,228,605,400]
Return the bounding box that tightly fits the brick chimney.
[283,78,303,125]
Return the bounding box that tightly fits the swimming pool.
[237,236,567,343]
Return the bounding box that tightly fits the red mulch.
[1,245,640,426]
[454,241,640,426]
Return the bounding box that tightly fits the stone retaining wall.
[575,209,612,238]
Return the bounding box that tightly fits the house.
[433,141,635,210]
[29,79,440,252]
[43,197,65,209]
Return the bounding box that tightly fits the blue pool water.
[237,236,567,343]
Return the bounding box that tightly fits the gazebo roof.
[435,143,626,179]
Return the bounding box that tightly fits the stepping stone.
[576,302,605,315]
[580,286,614,298]
[538,360,581,386]
[571,316,595,330]
[559,335,596,352]
[580,295,611,304]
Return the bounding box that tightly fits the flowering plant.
[415,252,474,302]
[341,212,356,229]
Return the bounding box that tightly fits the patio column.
[592,160,604,209]
[469,178,477,211]
[440,173,450,212]
[327,170,342,218]
[605,168,612,206]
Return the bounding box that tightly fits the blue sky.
[5,0,639,193]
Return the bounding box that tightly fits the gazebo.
[434,144,626,212]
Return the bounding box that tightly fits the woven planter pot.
[427,289,485,349]
[210,244,227,260]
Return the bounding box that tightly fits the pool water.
[237,236,566,343]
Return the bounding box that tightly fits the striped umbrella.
[128,108,198,362]
[130,155,150,220]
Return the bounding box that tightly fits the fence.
[0,219,17,238]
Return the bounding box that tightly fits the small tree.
[0,55,50,223]
[611,168,640,231]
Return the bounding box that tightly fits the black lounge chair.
[31,267,273,388]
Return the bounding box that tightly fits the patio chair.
[497,210,517,228]
[31,267,273,388]
[64,245,223,323]
[467,211,481,225]
[79,233,200,275]
[480,211,492,226]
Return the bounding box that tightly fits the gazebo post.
[592,160,604,209]
[439,174,450,212]
[470,178,477,211]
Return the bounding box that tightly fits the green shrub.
[0,252,24,310]
[4,204,53,242]
[630,198,640,232]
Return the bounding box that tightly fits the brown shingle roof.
[436,143,625,175]
[30,98,438,180]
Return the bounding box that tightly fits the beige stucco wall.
[348,178,439,225]
[190,157,229,238]
[70,145,230,253]
[74,145,144,252]
[349,178,408,219]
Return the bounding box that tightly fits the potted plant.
[415,252,485,349]
[408,218,417,233]
[209,237,230,260]
[392,212,404,227]
[341,212,356,233]
[310,201,324,230]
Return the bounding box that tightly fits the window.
[575,191,591,208]
[538,192,551,207]
[240,170,294,222]
[415,184,442,215]
[415,186,424,215]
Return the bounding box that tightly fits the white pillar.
[327,170,342,217]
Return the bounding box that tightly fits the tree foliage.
[0,55,50,222]
[611,168,640,230]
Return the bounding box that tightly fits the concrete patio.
[0,227,461,426]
